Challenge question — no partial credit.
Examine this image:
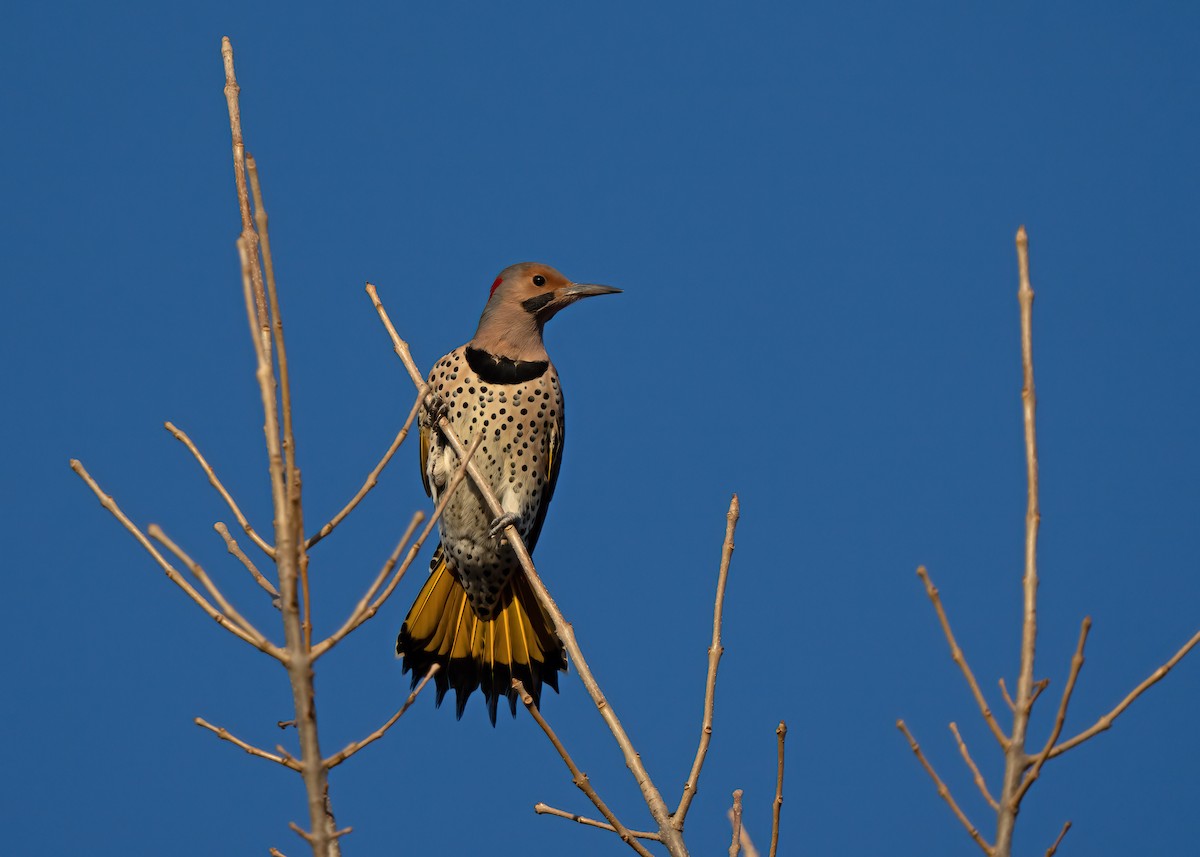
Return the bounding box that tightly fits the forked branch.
[513,680,655,857]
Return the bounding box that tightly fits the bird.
[396,262,621,724]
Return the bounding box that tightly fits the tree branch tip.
[1016,225,1028,245]
[511,678,534,705]
[287,822,312,842]
[776,721,787,735]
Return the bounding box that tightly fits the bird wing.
[524,410,563,553]
[419,423,432,497]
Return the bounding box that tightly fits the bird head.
[471,263,621,362]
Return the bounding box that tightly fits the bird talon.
[426,393,450,424]
[488,513,519,540]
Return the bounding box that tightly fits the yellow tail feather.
[396,546,566,723]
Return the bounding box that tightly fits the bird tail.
[396,545,566,724]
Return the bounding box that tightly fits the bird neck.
[470,300,550,363]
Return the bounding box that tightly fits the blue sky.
[3,3,1198,855]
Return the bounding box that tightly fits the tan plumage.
[396,262,619,723]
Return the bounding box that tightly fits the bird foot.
[425,392,450,424]
[488,513,520,540]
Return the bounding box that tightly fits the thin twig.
[246,154,307,650]
[995,225,1041,857]
[769,721,786,857]
[368,283,687,854]
[514,680,655,857]
[269,849,289,857]
[70,460,286,661]
[165,421,275,557]
[998,678,1015,712]
[916,566,1008,748]
[728,790,744,857]
[1045,821,1071,857]
[897,720,993,856]
[1015,618,1091,802]
[148,524,273,649]
[214,521,279,600]
[305,385,429,549]
[1029,678,1050,708]
[275,745,300,768]
[676,494,740,825]
[324,665,439,769]
[1050,626,1200,757]
[949,722,999,811]
[726,808,761,857]
[221,39,267,343]
[534,804,663,841]
[195,717,301,771]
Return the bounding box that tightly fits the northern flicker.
[396,262,620,723]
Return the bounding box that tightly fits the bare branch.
[998,678,1015,712]
[364,284,427,388]
[70,460,286,661]
[1045,821,1071,857]
[214,521,279,600]
[269,849,289,857]
[288,822,351,844]
[324,665,439,769]
[514,681,655,857]
[728,789,744,857]
[769,721,786,857]
[916,566,1008,748]
[165,421,275,557]
[305,385,429,549]
[149,524,274,650]
[1050,626,1200,758]
[949,722,999,811]
[246,155,295,490]
[1015,618,1091,803]
[195,716,301,771]
[726,808,761,857]
[1029,678,1050,708]
[994,224,1041,857]
[274,745,300,768]
[676,494,740,824]
[897,720,993,856]
[534,804,663,841]
[221,38,267,343]
[245,153,309,649]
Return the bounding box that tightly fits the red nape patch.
[488,276,504,299]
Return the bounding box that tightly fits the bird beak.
[559,283,622,300]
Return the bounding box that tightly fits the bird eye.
[532,275,547,287]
